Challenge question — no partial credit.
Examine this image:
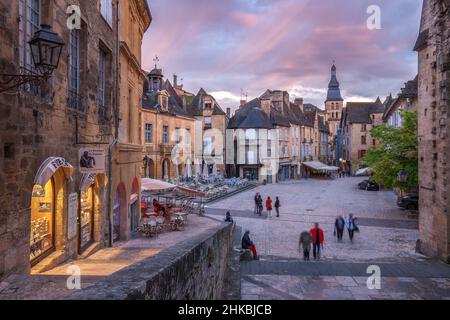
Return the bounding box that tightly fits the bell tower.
[325,63,344,136]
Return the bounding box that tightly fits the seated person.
[225,211,234,223]
[241,230,258,260]
[152,199,166,215]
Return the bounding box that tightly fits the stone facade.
[415,0,450,263]
[340,100,385,169]
[142,69,227,181]
[111,0,151,243]
[0,0,120,279]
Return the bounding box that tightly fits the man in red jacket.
[310,223,324,260]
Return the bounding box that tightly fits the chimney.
[226,108,231,118]
[260,98,271,116]
[294,98,304,106]
[173,74,178,88]
[240,100,246,107]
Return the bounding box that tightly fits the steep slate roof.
[142,80,193,118]
[326,64,344,101]
[303,103,324,113]
[383,76,418,121]
[345,100,385,124]
[186,88,226,116]
[303,110,316,128]
[227,98,273,129]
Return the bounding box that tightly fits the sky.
[142,0,422,111]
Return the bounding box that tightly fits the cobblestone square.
[207,178,450,300]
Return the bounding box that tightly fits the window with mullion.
[68,29,81,111]
[19,0,40,93]
[145,124,152,144]
[98,49,106,115]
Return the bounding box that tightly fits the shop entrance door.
[79,186,95,254]
[30,178,56,266]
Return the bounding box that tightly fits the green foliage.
[363,111,418,190]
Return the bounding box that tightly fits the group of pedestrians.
[254,192,281,218]
[298,215,359,261]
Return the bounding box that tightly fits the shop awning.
[302,161,339,172]
[141,178,206,197]
[34,157,74,187]
[80,173,96,192]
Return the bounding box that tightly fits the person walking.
[334,215,345,242]
[310,223,324,260]
[344,214,359,243]
[241,230,259,260]
[254,193,259,215]
[274,197,281,217]
[299,230,313,261]
[256,193,263,216]
[265,197,273,218]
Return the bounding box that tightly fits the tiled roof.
[186,88,226,116]
[345,101,384,124]
[227,99,273,129]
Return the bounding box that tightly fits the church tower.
[325,64,344,136]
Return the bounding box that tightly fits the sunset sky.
[142,0,422,111]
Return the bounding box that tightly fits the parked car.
[358,179,380,191]
[397,194,419,211]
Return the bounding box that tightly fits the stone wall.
[69,220,235,300]
[417,0,450,263]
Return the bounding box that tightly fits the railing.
[68,89,86,113]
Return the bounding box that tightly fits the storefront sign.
[68,193,78,240]
[34,157,74,187]
[78,148,105,174]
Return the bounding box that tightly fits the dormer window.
[204,99,212,110]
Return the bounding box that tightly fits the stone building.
[142,70,196,180]
[227,90,330,183]
[318,115,332,164]
[141,68,226,180]
[383,77,419,127]
[340,99,385,169]
[0,0,122,279]
[414,0,450,263]
[111,0,151,243]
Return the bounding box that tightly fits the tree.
[363,111,418,191]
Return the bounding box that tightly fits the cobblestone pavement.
[207,178,450,300]
[0,215,220,300]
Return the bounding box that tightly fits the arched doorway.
[162,158,170,181]
[30,178,55,264]
[113,182,126,242]
[30,157,73,266]
[130,177,140,235]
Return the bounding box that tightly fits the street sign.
[78,148,105,174]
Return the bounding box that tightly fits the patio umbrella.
[202,163,209,178]
[163,161,169,181]
[175,164,179,179]
[212,163,218,176]
[194,159,202,176]
[141,178,176,192]
[185,160,192,178]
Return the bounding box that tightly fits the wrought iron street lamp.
[0,24,64,93]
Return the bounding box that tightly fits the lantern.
[29,25,65,76]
